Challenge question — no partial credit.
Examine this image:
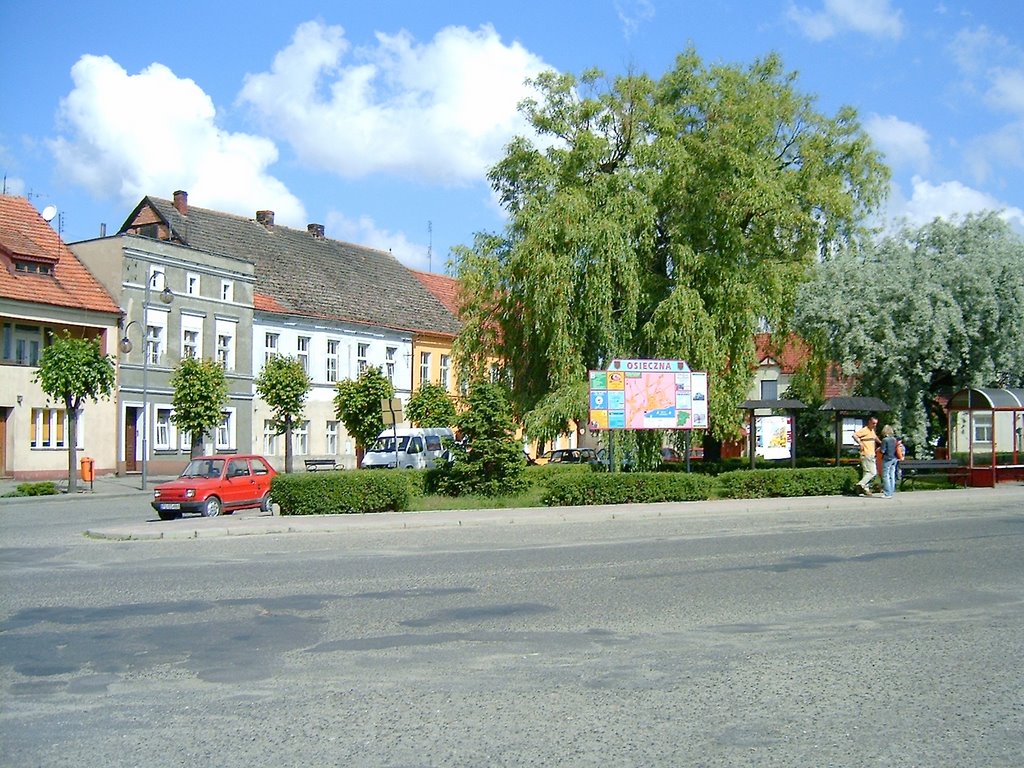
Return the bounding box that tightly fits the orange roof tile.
[0,195,120,315]
[411,270,461,317]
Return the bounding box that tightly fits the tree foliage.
[333,366,395,454]
[406,382,457,428]
[256,355,311,473]
[34,332,116,492]
[794,213,1024,449]
[436,381,527,497]
[452,50,888,443]
[170,357,228,458]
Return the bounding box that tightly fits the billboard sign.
[588,359,708,431]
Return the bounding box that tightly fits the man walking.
[853,416,880,496]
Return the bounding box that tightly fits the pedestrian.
[853,416,880,496]
[880,424,898,498]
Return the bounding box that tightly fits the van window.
[408,437,423,454]
[425,435,442,451]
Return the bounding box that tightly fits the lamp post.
[120,272,173,490]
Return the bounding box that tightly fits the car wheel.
[157,510,181,521]
[202,496,222,517]
[260,491,272,513]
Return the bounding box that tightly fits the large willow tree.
[453,50,889,442]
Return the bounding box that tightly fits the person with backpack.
[880,424,900,498]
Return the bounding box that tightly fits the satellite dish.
[41,205,58,222]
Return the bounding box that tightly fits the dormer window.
[14,261,53,275]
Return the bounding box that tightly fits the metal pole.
[141,276,151,492]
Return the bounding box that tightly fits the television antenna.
[42,205,58,222]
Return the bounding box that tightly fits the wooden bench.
[899,459,968,489]
[304,458,338,471]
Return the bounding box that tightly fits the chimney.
[173,190,188,216]
[308,223,325,239]
[256,210,275,228]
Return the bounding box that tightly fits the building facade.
[0,195,122,481]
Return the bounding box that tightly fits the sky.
[2,1,1022,273]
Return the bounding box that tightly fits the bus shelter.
[947,387,1024,486]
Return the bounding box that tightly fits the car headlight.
[185,489,196,498]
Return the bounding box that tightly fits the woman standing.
[880,425,899,498]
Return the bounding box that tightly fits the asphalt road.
[1,489,1022,767]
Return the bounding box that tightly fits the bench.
[899,459,968,489]
[304,458,338,471]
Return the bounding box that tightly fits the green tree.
[256,355,311,473]
[34,332,116,492]
[437,380,526,497]
[794,213,1024,451]
[170,357,228,458]
[453,51,888,446]
[333,366,395,458]
[406,382,458,428]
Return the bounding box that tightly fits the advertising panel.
[588,359,709,431]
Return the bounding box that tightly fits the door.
[224,457,255,506]
[125,407,139,473]
[0,408,8,477]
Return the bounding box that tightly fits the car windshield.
[181,459,224,478]
[367,436,411,453]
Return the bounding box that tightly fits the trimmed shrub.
[543,472,715,506]
[6,481,60,497]
[271,471,412,515]
[717,466,857,499]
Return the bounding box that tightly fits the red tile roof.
[411,270,461,317]
[0,195,120,315]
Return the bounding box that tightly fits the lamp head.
[119,337,133,354]
[159,286,174,305]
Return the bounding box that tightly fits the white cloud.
[615,0,656,40]
[864,115,931,173]
[48,54,306,225]
[325,211,432,271]
[964,121,1024,186]
[897,175,1024,228]
[986,68,1024,115]
[238,21,552,184]
[788,0,903,41]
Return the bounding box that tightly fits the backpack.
[895,440,905,460]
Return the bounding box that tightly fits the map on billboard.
[588,359,709,431]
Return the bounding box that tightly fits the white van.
[360,427,455,470]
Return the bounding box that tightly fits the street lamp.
[120,273,174,490]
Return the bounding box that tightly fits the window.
[227,458,250,477]
[297,336,310,373]
[420,351,431,386]
[263,420,278,455]
[265,332,280,365]
[386,346,396,383]
[145,308,169,366]
[220,280,234,302]
[29,408,83,449]
[357,343,369,375]
[326,339,340,383]
[7,324,43,366]
[760,379,778,401]
[489,362,500,383]
[326,421,339,455]
[154,408,174,450]
[150,265,166,291]
[973,413,993,443]
[14,261,52,274]
[215,318,236,370]
[181,313,203,360]
[440,354,450,390]
[293,420,309,456]
[186,272,200,296]
[215,410,236,450]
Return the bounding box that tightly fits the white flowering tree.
[794,212,1024,450]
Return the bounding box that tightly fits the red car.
[152,455,276,520]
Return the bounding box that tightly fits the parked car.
[536,448,598,465]
[151,454,277,520]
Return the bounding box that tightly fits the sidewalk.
[0,472,170,501]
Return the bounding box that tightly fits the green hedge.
[271,471,413,515]
[543,472,715,506]
[4,481,60,497]
[717,466,858,499]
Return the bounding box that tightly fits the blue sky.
[2,1,1022,273]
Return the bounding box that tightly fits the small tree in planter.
[170,357,228,458]
[256,355,311,473]
[333,366,395,464]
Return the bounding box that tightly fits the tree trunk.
[284,420,293,474]
[67,407,79,493]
